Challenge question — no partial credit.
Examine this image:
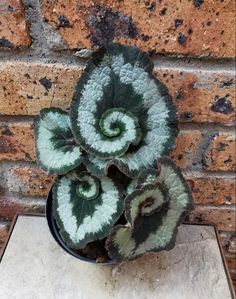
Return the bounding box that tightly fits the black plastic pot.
[46,189,114,264]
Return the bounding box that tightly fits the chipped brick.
[203,133,236,172]
[41,0,236,57]
[0,0,31,48]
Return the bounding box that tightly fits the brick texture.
[1,163,235,208]
[203,133,236,172]
[0,62,235,125]
[0,195,45,221]
[154,69,235,125]
[188,176,236,206]
[0,0,31,48]
[187,207,236,232]
[172,130,203,169]
[2,166,55,197]
[0,62,82,115]
[41,0,236,57]
[225,255,236,272]
[1,123,234,174]
[4,162,236,209]
[0,122,35,161]
[0,221,10,251]
[220,232,236,255]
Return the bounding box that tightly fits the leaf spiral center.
[99,107,142,144]
[76,172,100,200]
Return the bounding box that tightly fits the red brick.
[0,195,45,221]
[0,122,202,169]
[1,62,235,125]
[187,206,236,232]
[186,176,236,206]
[0,0,31,48]
[203,133,236,172]
[172,130,203,169]
[2,123,234,177]
[5,166,55,197]
[2,165,235,208]
[225,257,236,292]
[154,70,235,125]
[41,0,236,57]
[0,221,10,251]
[225,255,236,271]
[219,231,236,284]
[0,122,35,161]
[232,277,236,292]
[0,62,82,115]
[220,232,236,255]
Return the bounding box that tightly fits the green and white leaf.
[53,171,124,249]
[125,184,168,225]
[127,167,159,194]
[106,157,194,261]
[35,108,81,174]
[71,43,178,178]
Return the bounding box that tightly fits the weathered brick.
[229,238,236,255]
[0,220,10,251]
[0,62,82,115]
[219,231,236,284]
[2,163,235,207]
[172,130,203,169]
[154,70,235,125]
[232,279,236,293]
[4,166,55,197]
[1,62,234,126]
[187,176,236,206]
[203,133,236,172]
[0,123,202,168]
[0,195,45,221]
[1,122,234,196]
[0,122,35,161]
[187,206,236,232]
[41,0,235,57]
[220,232,236,255]
[2,123,233,176]
[2,163,235,208]
[5,167,236,208]
[0,0,31,48]
[225,255,236,271]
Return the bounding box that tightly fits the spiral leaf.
[105,158,194,261]
[71,43,178,178]
[53,170,124,249]
[127,167,159,194]
[35,108,81,174]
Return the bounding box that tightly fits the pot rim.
[46,188,115,265]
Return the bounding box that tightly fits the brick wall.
[0,0,235,285]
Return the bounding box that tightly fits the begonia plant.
[35,43,193,262]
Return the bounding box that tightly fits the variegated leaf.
[53,170,124,249]
[71,43,178,178]
[106,158,194,261]
[127,167,159,194]
[35,108,81,174]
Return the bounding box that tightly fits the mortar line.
[0,116,35,123]
[179,123,236,131]
[0,116,235,130]
[1,0,235,73]
[1,160,235,178]
[0,52,235,73]
[153,55,235,73]
[183,170,236,178]
[193,204,236,210]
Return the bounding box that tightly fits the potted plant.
[35,43,194,263]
